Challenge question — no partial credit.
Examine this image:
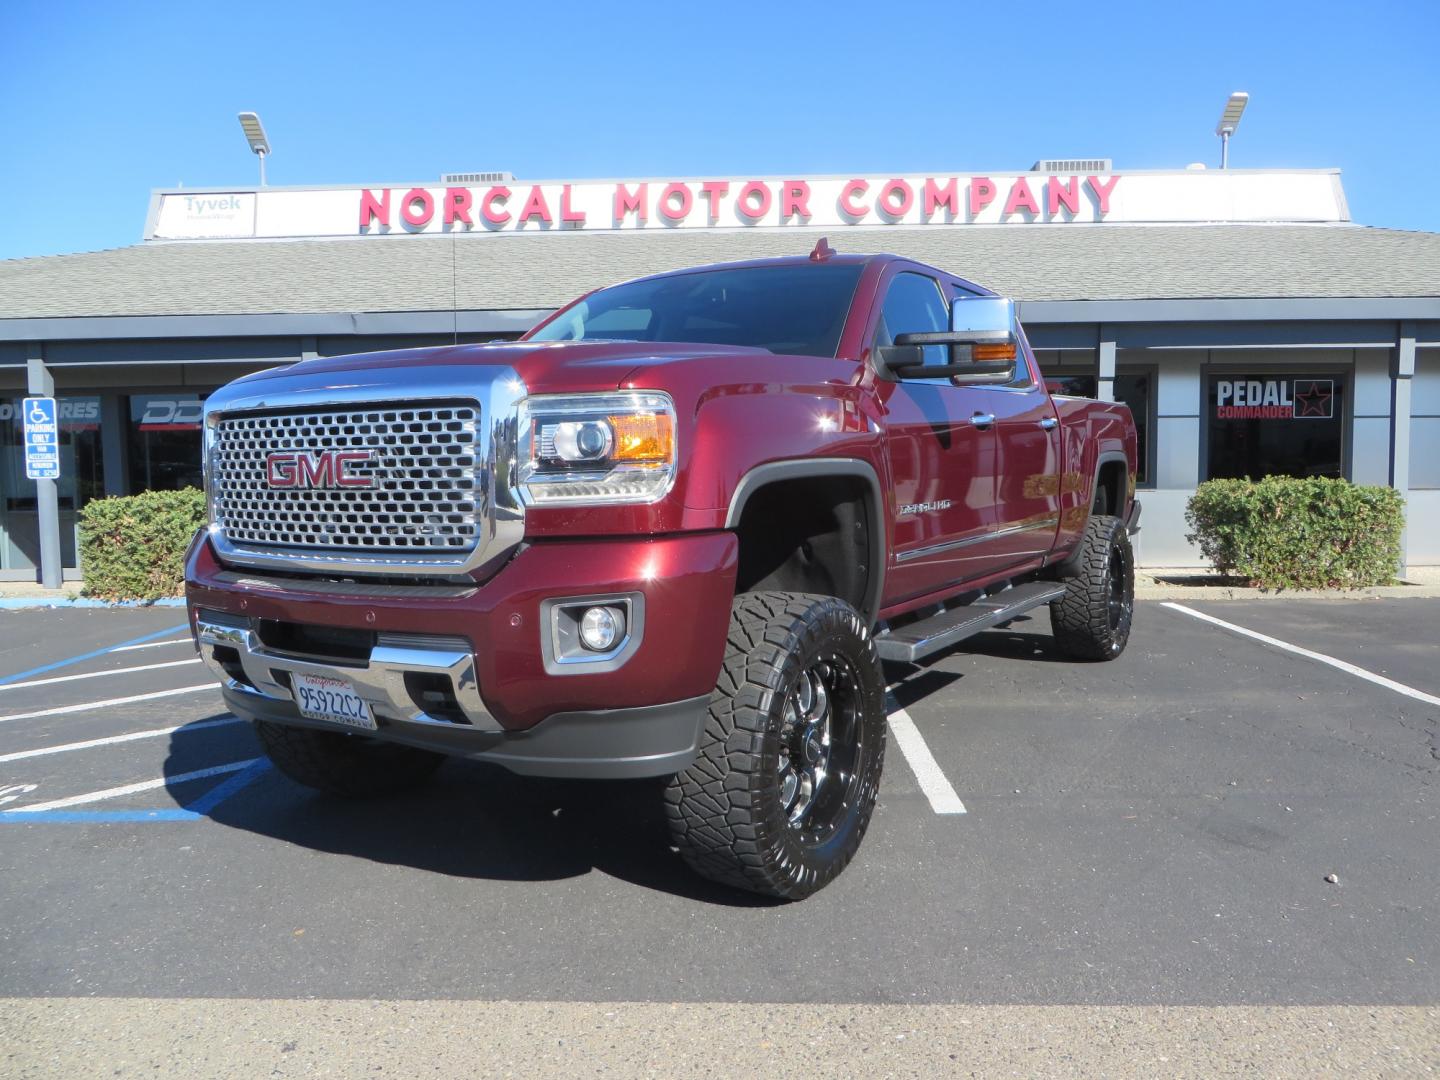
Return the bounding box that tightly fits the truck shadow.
[179,730,783,907]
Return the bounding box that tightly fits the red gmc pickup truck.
[186,245,1138,899]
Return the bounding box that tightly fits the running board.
[874,581,1068,663]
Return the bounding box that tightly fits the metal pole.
[1220,131,1229,169]
[26,351,62,590]
[258,150,267,187]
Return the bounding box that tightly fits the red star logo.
[1293,380,1333,419]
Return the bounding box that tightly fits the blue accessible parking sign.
[23,396,60,480]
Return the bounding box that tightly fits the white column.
[25,347,62,589]
[1098,329,1116,403]
[1392,323,1415,575]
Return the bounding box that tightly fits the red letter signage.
[659,182,693,222]
[400,188,434,228]
[359,189,391,228]
[614,183,648,223]
[923,177,959,218]
[968,177,996,216]
[1087,175,1119,215]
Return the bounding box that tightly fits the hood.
[237,340,775,396]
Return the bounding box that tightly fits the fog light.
[578,605,625,652]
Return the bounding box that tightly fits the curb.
[1135,584,1440,601]
[0,597,187,611]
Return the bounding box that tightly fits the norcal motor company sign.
[147,169,1349,241]
[350,174,1123,232]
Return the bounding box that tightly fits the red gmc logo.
[266,450,376,489]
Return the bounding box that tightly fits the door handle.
[969,412,996,428]
[1038,416,1059,430]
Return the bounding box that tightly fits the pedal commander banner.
[1214,378,1335,420]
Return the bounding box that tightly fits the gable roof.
[1,224,1437,321]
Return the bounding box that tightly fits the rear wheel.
[665,592,886,900]
[1050,514,1134,660]
[255,721,446,798]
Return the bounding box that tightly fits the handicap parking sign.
[23,396,60,480]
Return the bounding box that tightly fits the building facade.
[1,167,1437,579]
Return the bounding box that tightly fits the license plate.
[292,672,376,730]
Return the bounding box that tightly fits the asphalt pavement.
[0,599,1436,1075]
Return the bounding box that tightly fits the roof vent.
[1030,158,1113,173]
[442,172,516,184]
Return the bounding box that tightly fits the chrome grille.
[211,403,481,554]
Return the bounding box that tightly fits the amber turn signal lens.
[608,412,675,462]
[972,343,1017,361]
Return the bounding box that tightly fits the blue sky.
[2,0,1437,261]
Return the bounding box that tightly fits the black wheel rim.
[777,653,865,845]
[1106,547,1132,636]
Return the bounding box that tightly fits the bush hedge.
[1185,476,1404,590]
[79,488,207,602]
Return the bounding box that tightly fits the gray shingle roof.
[1,224,1437,320]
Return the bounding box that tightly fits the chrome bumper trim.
[195,611,501,733]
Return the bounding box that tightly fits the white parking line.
[0,658,202,692]
[110,638,194,653]
[886,699,967,814]
[0,717,243,764]
[5,759,259,813]
[1162,602,1440,708]
[0,684,220,724]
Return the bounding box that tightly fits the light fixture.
[1215,92,1249,169]
[579,606,625,652]
[238,111,271,186]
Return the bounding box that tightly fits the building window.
[127,393,204,492]
[1413,351,1439,489]
[0,395,105,570]
[1206,375,1346,480]
[1037,363,1152,487]
[1114,371,1152,488]
[1044,372,1098,398]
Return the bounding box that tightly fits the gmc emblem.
[266,449,376,489]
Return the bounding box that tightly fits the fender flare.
[1053,451,1133,576]
[1090,450,1131,518]
[725,458,886,626]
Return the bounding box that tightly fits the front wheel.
[665,592,886,900]
[1050,514,1134,660]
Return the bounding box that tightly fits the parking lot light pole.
[238,111,270,186]
[27,349,62,590]
[1216,91,1249,169]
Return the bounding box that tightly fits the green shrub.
[1185,477,1403,590]
[79,488,207,602]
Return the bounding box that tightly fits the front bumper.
[219,679,709,780]
[196,609,498,730]
[186,529,737,778]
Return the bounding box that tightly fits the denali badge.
[898,499,953,516]
[266,449,376,489]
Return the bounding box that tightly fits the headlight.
[517,391,677,505]
[203,411,220,528]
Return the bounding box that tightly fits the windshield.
[528,264,864,357]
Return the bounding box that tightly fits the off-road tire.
[1050,513,1134,660]
[255,721,446,798]
[665,592,886,900]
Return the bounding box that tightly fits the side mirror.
[887,296,1019,383]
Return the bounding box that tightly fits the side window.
[876,272,949,370]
